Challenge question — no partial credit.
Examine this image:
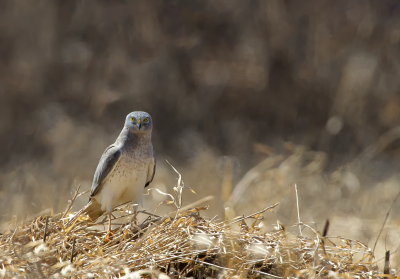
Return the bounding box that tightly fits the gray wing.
[144,158,156,187]
[90,144,122,197]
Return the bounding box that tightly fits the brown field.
[0,149,398,277]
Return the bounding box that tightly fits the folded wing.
[90,144,122,197]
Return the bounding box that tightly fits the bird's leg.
[108,212,112,232]
[133,204,138,226]
[104,212,114,242]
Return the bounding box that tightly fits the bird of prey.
[69,111,155,235]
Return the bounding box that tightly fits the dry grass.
[0,199,383,278]
[1,149,399,278]
[0,158,394,278]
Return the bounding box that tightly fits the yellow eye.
[130,117,136,122]
[143,117,149,123]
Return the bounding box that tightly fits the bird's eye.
[143,117,149,123]
[130,117,137,123]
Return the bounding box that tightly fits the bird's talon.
[104,231,114,242]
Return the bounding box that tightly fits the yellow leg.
[104,212,114,242]
[108,212,112,233]
[133,205,138,225]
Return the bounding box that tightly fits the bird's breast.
[96,153,152,212]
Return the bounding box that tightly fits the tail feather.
[82,199,105,221]
[66,199,105,226]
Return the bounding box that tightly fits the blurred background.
[1,0,400,268]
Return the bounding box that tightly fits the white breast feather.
[96,155,150,212]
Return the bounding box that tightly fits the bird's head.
[124,111,153,134]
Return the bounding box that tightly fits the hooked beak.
[138,120,142,130]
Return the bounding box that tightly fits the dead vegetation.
[1,147,399,278]
[0,160,394,278]
[0,200,382,278]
